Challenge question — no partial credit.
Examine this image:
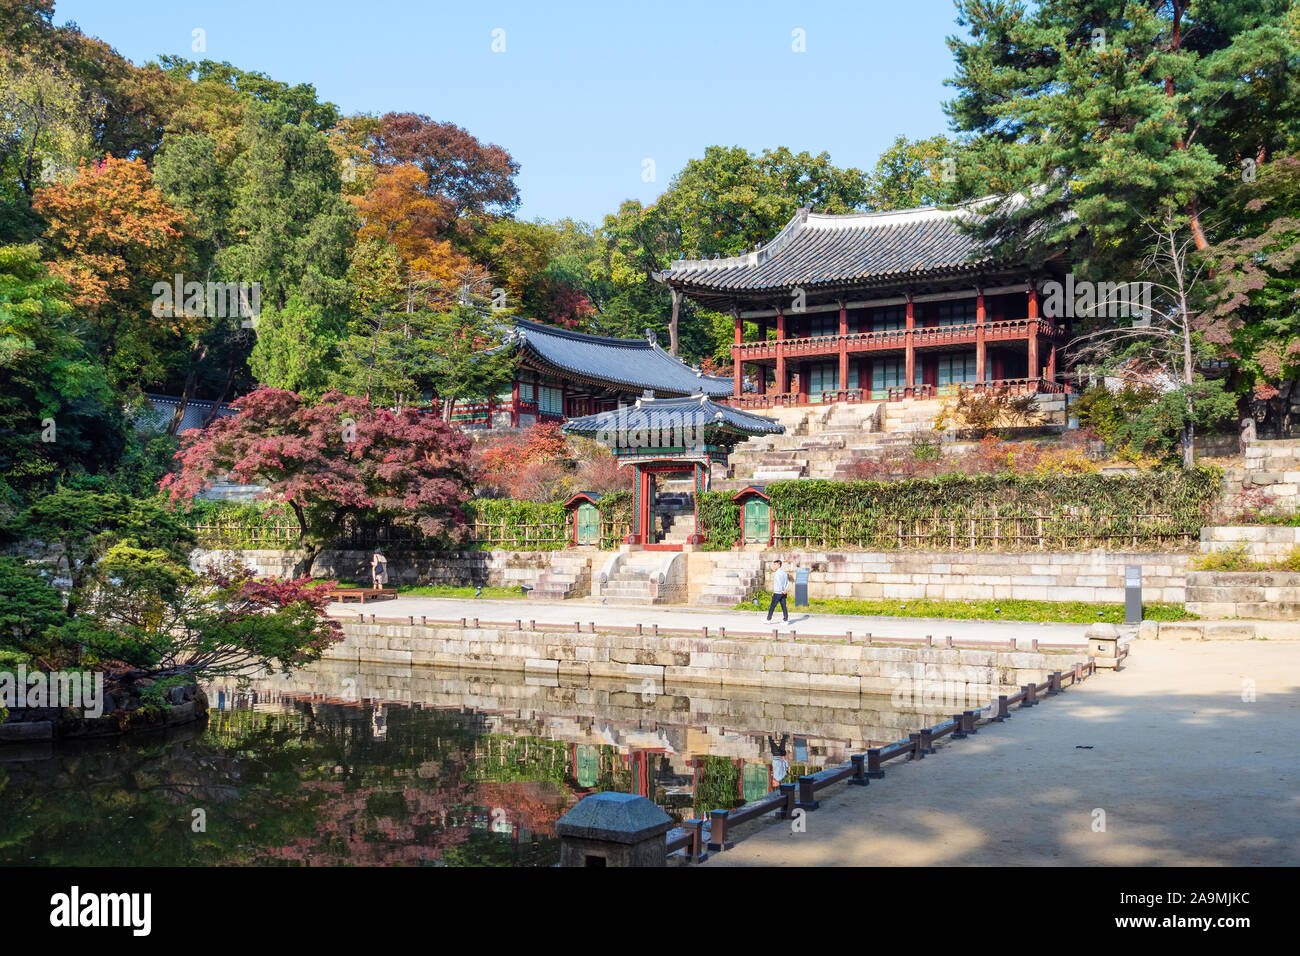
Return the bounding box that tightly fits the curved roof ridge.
[513,316,654,349]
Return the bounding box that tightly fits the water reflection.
[1,661,961,867]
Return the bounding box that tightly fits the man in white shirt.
[766,560,790,623]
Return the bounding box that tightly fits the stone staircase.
[721,394,1069,486]
[696,553,766,606]
[527,553,593,600]
[600,551,685,605]
[881,397,947,434]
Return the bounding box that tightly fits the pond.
[0,660,968,866]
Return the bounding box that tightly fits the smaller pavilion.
[562,395,783,549]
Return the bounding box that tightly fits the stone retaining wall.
[1220,438,1300,515]
[326,618,1080,697]
[1184,570,1300,620]
[1199,525,1300,559]
[198,546,1190,605]
[192,548,557,588]
[691,549,1189,604]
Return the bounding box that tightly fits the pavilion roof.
[561,395,783,444]
[502,318,732,398]
[654,196,1032,309]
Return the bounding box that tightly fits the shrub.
[935,388,1040,433]
[766,467,1221,551]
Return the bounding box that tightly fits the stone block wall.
[1220,438,1300,515]
[326,618,1080,698]
[1184,570,1300,620]
[719,549,1189,605]
[1199,525,1300,560]
[191,548,558,588]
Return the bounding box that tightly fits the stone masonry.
[327,617,1082,698]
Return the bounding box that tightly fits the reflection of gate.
[575,502,599,545]
[742,498,770,545]
[742,762,771,802]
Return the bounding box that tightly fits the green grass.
[734,591,1196,624]
[395,584,521,600]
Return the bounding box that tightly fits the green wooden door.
[742,498,770,544]
[575,502,599,545]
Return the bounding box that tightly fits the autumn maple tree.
[162,387,474,575]
[32,155,194,386]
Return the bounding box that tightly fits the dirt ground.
[704,640,1300,866]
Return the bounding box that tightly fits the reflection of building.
[455,318,733,428]
[656,202,1072,408]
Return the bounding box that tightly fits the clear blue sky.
[52,0,965,224]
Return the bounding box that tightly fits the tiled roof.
[505,318,733,398]
[655,198,1021,304]
[139,393,237,434]
[561,395,784,441]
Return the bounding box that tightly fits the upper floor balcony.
[731,317,1064,363]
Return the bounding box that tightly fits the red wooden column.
[1047,340,1057,383]
[732,310,743,398]
[1027,280,1040,381]
[775,307,788,394]
[904,293,916,396]
[837,299,849,396]
[798,362,810,403]
[975,289,987,384]
[510,379,520,427]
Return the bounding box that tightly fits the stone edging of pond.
[0,674,209,744]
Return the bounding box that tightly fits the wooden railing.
[673,651,1120,860]
[730,318,1063,362]
[728,378,1066,410]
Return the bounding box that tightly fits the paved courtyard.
[703,640,1300,866]
[327,595,1093,646]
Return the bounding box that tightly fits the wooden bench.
[323,588,398,604]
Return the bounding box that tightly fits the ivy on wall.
[765,468,1222,551]
[697,491,740,552]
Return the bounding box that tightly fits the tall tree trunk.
[168,341,209,436]
[1163,0,1208,252]
[669,290,681,357]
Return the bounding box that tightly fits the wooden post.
[796,775,819,810]
[849,754,870,786]
[1027,279,1040,380]
[975,288,986,383]
[707,809,731,851]
[775,306,788,394]
[732,309,743,398]
[837,299,849,396]
[904,293,916,395]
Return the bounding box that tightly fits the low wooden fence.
[664,649,1123,861]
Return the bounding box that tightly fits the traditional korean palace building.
[455,317,733,428]
[656,200,1072,409]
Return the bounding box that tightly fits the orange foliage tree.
[33,155,195,384]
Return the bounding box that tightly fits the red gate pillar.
[975,289,986,384]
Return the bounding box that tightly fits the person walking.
[766,559,789,623]
[370,549,389,590]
